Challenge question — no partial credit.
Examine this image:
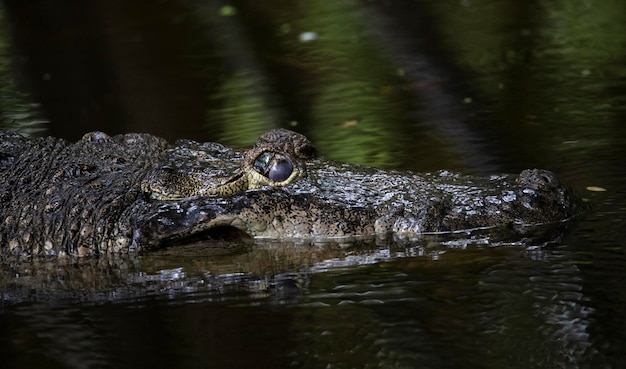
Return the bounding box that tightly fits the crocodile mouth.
[169,225,254,247]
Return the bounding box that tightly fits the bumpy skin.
[0,129,585,257]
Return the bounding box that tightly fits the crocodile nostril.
[541,173,554,184]
[517,169,562,191]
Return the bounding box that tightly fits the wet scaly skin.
[0,129,587,257]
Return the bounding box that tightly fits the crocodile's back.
[0,131,168,256]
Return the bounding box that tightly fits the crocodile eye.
[268,156,293,182]
[254,152,294,182]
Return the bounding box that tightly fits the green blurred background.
[1,0,624,177]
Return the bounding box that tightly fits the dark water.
[1,1,626,368]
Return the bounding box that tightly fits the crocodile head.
[0,129,587,257]
[130,129,587,250]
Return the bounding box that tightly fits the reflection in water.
[0,233,603,368]
[2,305,112,369]
[476,258,596,368]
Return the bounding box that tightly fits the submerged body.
[0,129,585,256]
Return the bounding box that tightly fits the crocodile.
[0,129,586,257]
